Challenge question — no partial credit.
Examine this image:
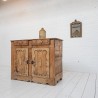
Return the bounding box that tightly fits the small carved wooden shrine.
[70,20,82,38]
[11,38,63,85]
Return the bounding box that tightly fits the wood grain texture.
[11,38,63,85]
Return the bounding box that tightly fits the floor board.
[95,73,98,98]
[0,66,97,98]
[82,74,96,98]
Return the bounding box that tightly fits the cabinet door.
[32,48,49,78]
[14,48,28,76]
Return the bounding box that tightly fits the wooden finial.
[39,28,46,39]
[75,19,77,22]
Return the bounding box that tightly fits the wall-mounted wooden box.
[70,20,82,38]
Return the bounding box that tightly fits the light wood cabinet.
[11,38,63,85]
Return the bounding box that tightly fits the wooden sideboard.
[11,38,63,85]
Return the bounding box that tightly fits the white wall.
[0,0,98,73]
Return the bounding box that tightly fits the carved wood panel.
[32,48,49,78]
[14,41,28,46]
[55,57,62,75]
[15,48,28,76]
[31,39,50,45]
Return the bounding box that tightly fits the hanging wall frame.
[70,20,82,38]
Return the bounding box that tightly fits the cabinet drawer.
[14,41,28,46]
[31,39,50,45]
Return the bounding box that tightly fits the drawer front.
[31,39,50,45]
[14,41,28,46]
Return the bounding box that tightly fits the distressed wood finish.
[32,48,49,78]
[15,48,28,76]
[11,38,63,85]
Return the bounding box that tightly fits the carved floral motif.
[31,39,50,45]
[15,48,28,76]
[32,48,49,78]
[14,41,28,45]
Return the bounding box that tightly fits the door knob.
[31,61,35,64]
[26,60,29,64]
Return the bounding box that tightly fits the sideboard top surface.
[11,38,63,42]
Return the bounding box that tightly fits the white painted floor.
[0,66,98,98]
